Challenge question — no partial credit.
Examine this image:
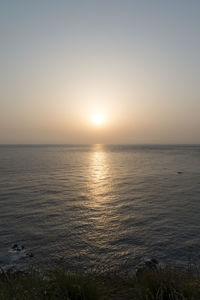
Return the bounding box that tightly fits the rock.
[136,257,159,275]
[144,257,158,269]
[11,244,24,252]
[9,244,33,260]
[27,252,34,258]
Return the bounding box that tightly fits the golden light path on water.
[89,144,110,204]
[84,144,119,254]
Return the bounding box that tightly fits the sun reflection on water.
[91,144,108,183]
[85,144,115,252]
[88,144,113,204]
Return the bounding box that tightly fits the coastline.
[1,260,200,299]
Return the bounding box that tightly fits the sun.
[92,113,105,126]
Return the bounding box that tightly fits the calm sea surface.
[0,145,200,271]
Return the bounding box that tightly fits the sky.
[0,0,200,144]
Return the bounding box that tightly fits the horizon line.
[0,143,200,146]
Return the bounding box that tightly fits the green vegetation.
[128,265,200,300]
[0,264,200,300]
[0,267,100,300]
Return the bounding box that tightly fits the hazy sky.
[1,0,200,144]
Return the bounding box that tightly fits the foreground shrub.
[0,267,100,300]
[1,264,200,299]
[129,266,200,300]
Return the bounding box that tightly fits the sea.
[0,144,200,272]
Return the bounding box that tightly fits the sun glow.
[92,113,105,126]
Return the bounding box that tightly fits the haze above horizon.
[1,0,200,144]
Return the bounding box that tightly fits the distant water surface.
[0,145,200,271]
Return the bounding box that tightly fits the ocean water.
[0,144,200,271]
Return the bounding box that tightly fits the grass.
[0,264,200,299]
[0,267,100,300]
[128,265,200,300]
